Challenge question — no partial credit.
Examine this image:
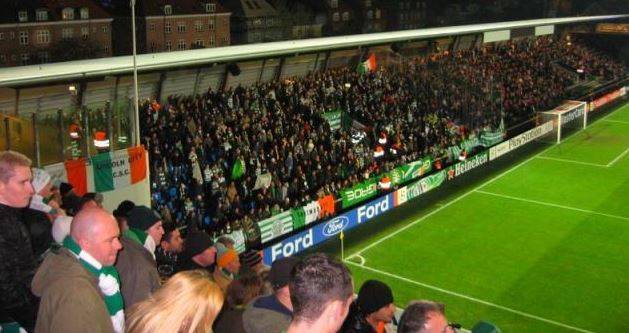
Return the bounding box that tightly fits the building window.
[0,33,4,41]
[150,42,157,52]
[375,9,381,19]
[194,39,204,47]
[164,5,172,15]
[195,21,203,32]
[18,11,28,22]
[208,20,215,30]
[102,26,108,33]
[62,8,74,20]
[178,23,186,33]
[19,31,28,45]
[332,12,340,22]
[36,30,50,44]
[38,51,49,63]
[36,9,48,21]
[81,27,89,39]
[209,35,215,46]
[330,0,338,9]
[21,53,29,66]
[149,23,155,32]
[0,55,6,63]
[367,10,373,19]
[342,12,349,21]
[80,8,89,20]
[165,41,172,51]
[165,22,172,33]
[365,0,371,7]
[206,3,216,13]
[62,28,73,39]
[177,39,186,50]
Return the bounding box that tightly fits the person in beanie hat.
[242,256,300,333]
[112,200,135,232]
[177,230,217,272]
[115,205,164,307]
[59,182,80,216]
[213,243,241,292]
[340,279,396,333]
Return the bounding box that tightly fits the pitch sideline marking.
[606,147,629,167]
[535,156,608,168]
[346,261,595,333]
[475,190,629,221]
[601,119,629,125]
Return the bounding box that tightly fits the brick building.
[143,1,231,53]
[223,0,283,45]
[0,0,113,67]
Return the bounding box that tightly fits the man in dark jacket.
[176,230,217,272]
[242,256,300,333]
[155,222,183,278]
[115,205,164,308]
[341,280,396,333]
[0,151,38,331]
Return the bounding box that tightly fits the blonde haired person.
[126,270,224,333]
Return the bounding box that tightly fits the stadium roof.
[0,15,626,87]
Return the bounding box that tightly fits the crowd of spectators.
[0,151,409,332]
[141,36,626,236]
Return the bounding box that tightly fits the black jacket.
[340,302,377,333]
[0,203,39,329]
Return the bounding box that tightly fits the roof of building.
[0,0,112,23]
[223,0,278,18]
[0,15,625,87]
[142,0,229,17]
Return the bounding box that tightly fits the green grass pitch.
[310,101,629,332]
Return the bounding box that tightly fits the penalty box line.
[345,260,595,333]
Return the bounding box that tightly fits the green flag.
[231,158,245,180]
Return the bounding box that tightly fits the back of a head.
[398,300,446,333]
[225,271,264,308]
[126,270,224,333]
[289,253,353,324]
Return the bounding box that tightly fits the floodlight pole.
[131,0,140,147]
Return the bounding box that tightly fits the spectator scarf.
[124,228,157,259]
[62,236,125,333]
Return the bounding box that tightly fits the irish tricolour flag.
[47,146,147,195]
[357,53,376,74]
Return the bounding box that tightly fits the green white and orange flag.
[91,146,147,192]
[45,146,147,195]
[357,53,376,74]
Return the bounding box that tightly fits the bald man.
[32,208,124,333]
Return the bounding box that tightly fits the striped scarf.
[124,228,156,259]
[63,236,125,333]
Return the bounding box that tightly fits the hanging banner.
[340,178,378,209]
[258,211,294,243]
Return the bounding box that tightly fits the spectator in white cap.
[23,168,68,259]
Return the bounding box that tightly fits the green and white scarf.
[124,228,156,259]
[63,236,125,333]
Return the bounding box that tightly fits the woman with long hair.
[126,270,224,333]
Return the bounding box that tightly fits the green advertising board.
[340,178,378,208]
